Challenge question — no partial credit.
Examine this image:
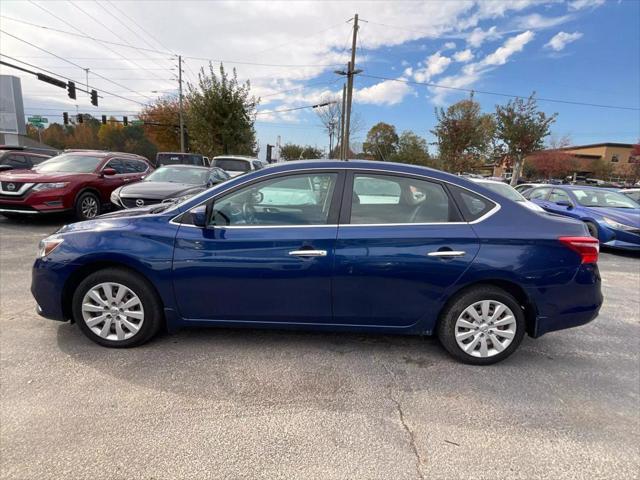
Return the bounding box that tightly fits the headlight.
[32,182,69,192]
[38,237,64,258]
[603,217,636,231]
[110,189,121,206]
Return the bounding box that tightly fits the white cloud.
[545,31,583,51]
[568,0,606,11]
[443,41,457,50]
[355,78,414,106]
[483,31,535,66]
[413,51,452,82]
[516,13,572,30]
[403,66,413,77]
[453,49,474,62]
[466,26,501,47]
[429,31,535,105]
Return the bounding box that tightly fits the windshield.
[35,154,103,173]
[144,166,210,184]
[479,182,525,202]
[213,158,250,172]
[156,153,204,166]
[572,189,639,208]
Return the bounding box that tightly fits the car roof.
[468,178,508,185]
[212,155,258,161]
[62,150,147,159]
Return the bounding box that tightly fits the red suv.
[0,150,152,220]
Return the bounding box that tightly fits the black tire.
[1,213,21,220]
[72,268,163,348]
[437,286,526,365]
[75,191,101,220]
[585,221,599,239]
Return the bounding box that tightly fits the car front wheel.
[585,221,599,239]
[437,286,525,365]
[72,268,162,347]
[75,191,101,220]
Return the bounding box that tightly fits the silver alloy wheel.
[454,300,517,358]
[81,196,98,218]
[81,282,144,341]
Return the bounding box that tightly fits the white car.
[211,155,265,178]
[470,178,546,213]
[619,188,640,204]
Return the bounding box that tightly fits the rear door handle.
[427,251,466,257]
[289,250,327,257]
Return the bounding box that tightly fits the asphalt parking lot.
[1,215,638,480]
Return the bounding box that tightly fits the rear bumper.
[528,262,603,337]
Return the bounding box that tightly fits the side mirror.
[191,204,208,227]
[102,167,117,176]
[556,199,573,208]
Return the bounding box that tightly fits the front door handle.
[289,250,327,257]
[427,250,466,258]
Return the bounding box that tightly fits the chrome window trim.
[169,166,502,228]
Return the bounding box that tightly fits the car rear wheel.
[72,268,162,347]
[75,192,100,220]
[437,286,525,365]
[585,221,599,239]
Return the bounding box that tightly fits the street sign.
[27,116,48,125]
[130,120,144,126]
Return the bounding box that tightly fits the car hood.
[584,206,640,227]
[118,181,203,199]
[0,169,92,182]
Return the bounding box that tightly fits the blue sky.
[1,0,638,160]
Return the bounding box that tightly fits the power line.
[360,74,640,111]
[65,0,173,84]
[0,53,150,107]
[0,29,159,102]
[256,102,336,116]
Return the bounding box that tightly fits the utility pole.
[178,55,185,153]
[335,14,361,161]
[344,13,359,161]
[339,83,346,159]
[84,68,89,100]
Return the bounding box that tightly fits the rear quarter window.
[448,185,496,222]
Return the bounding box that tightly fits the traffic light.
[122,116,128,126]
[90,89,98,107]
[76,114,83,124]
[63,112,69,125]
[67,81,76,100]
[101,115,107,125]
[266,144,273,163]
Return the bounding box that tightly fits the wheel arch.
[437,279,538,337]
[74,187,103,206]
[62,260,165,323]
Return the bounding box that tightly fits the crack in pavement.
[382,362,425,480]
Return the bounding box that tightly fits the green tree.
[280,143,323,161]
[590,158,614,180]
[363,122,399,161]
[391,130,432,166]
[98,118,125,151]
[139,98,181,151]
[186,63,258,157]
[431,95,495,174]
[495,94,557,186]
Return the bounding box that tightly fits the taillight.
[559,236,599,264]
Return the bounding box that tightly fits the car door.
[332,172,482,328]
[172,170,344,323]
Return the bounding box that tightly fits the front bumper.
[598,225,640,251]
[0,189,73,214]
[31,258,73,321]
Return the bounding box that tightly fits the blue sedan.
[32,160,602,365]
[524,185,640,251]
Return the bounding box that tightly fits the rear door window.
[104,159,126,174]
[213,158,251,173]
[349,174,456,224]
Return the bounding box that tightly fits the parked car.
[524,185,640,250]
[211,155,264,178]
[155,152,209,167]
[32,160,602,365]
[0,148,52,172]
[0,150,152,220]
[111,165,229,209]
[619,188,640,203]
[468,178,545,213]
